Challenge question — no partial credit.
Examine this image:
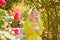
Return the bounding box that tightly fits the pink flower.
[14,11,21,21]
[1,0,6,7]
[6,24,10,28]
[13,28,20,35]
[8,9,12,14]
[0,0,6,7]
[0,0,2,5]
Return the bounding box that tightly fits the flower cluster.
[0,2,27,40]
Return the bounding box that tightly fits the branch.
[54,2,60,6]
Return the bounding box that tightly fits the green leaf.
[0,11,6,17]
[0,20,4,29]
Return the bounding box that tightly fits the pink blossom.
[0,0,6,7]
[6,24,10,28]
[13,28,20,35]
[14,11,21,21]
[8,9,12,14]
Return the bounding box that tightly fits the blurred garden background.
[0,0,60,40]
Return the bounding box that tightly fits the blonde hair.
[30,9,41,21]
